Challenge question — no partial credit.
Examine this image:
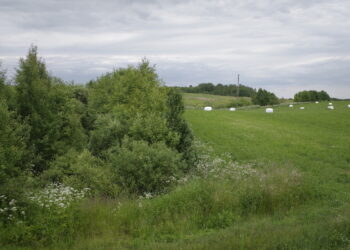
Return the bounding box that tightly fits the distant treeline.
[294,90,330,102]
[177,83,256,97]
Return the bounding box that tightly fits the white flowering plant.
[27,183,90,210]
[0,194,26,225]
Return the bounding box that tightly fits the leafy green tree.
[88,59,171,151]
[318,90,330,101]
[15,46,86,173]
[89,59,166,116]
[252,88,279,106]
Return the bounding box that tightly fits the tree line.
[178,83,257,97]
[294,90,330,102]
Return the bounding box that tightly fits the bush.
[109,140,184,194]
[41,150,118,197]
[88,114,127,157]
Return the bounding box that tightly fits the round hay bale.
[204,106,212,111]
[265,108,273,113]
[300,107,305,110]
[229,107,236,111]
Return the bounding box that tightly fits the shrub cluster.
[0,46,194,244]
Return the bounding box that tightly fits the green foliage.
[87,60,194,188]
[178,83,256,97]
[15,46,87,173]
[0,184,88,247]
[0,64,16,109]
[0,100,32,196]
[109,140,184,194]
[88,114,126,157]
[41,150,118,197]
[88,59,166,116]
[294,90,331,102]
[252,88,279,106]
[166,88,194,165]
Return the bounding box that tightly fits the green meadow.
[182,101,350,248]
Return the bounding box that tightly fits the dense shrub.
[41,150,118,197]
[109,140,184,194]
[88,114,127,157]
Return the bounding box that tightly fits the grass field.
[182,92,252,108]
[182,100,350,248]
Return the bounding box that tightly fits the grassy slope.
[182,92,251,109]
[185,101,349,171]
[182,101,350,248]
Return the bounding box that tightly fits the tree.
[252,88,279,106]
[318,90,330,101]
[15,46,86,173]
[0,100,31,192]
[166,88,194,166]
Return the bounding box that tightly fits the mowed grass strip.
[182,92,252,109]
[185,101,350,171]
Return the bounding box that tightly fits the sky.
[0,0,350,98]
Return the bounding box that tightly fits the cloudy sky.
[1,0,350,98]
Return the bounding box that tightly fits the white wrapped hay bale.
[289,104,293,108]
[265,108,273,113]
[204,106,212,111]
[315,101,319,104]
[329,102,332,105]
[229,107,236,111]
[300,107,305,110]
[328,105,334,110]
[347,104,350,108]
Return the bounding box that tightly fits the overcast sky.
[1,0,350,98]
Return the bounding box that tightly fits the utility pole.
[237,74,240,97]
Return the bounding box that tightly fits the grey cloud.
[0,0,350,98]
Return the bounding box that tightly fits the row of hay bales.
[203,102,350,113]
